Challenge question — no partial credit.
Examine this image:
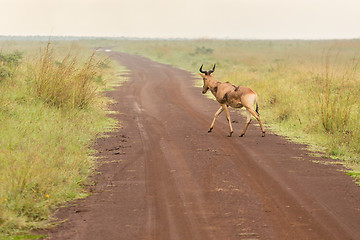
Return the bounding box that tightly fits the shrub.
[0,51,22,81]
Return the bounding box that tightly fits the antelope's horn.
[209,64,216,74]
[199,64,207,74]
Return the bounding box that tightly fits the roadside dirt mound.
[42,52,360,240]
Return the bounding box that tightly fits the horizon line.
[1,35,360,41]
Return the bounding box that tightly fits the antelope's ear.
[199,73,205,78]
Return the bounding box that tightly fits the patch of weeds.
[346,171,360,186]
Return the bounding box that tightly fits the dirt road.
[43,51,360,240]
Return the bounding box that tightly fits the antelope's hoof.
[239,133,244,137]
[208,128,213,133]
[227,132,233,137]
[262,131,265,137]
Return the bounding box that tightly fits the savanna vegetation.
[89,39,360,181]
[1,37,359,238]
[0,40,121,238]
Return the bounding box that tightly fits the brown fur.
[200,71,265,137]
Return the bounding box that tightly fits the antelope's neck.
[208,78,220,94]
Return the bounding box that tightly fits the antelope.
[199,64,265,137]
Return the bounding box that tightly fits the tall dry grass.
[28,43,102,110]
[318,52,358,134]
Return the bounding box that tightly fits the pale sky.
[1,0,360,39]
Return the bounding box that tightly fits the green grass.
[0,41,122,236]
[86,39,360,183]
[0,234,46,240]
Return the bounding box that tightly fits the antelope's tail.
[255,102,260,115]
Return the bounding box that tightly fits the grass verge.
[0,42,121,237]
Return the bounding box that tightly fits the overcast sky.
[1,0,360,39]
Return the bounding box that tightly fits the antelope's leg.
[223,104,233,137]
[208,106,224,133]
[247,107,265,137]
[240,109,252,137]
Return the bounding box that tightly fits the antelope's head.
[199,64,215,94]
